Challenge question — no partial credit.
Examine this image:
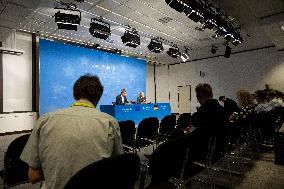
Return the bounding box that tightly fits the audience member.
[255,90,269,113]
[218,96,239,118]
[20,74,124,189]
[267,90,284,111]
[230,90,255,122]
[187,84,228,166]
[191,84,228,133]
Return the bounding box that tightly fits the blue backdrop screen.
[39,39,146,115]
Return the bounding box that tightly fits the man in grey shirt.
[20,74,124,189]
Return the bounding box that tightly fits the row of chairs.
[119,113,191,152]
[1,113,191,188]
[64,108,284,188]
[7,109,283,189]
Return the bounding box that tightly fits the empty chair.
[64,153,140,189]
[159,114,177,134]
[118,120,136,151]
[146,135,190,187]
[135,117,159,149]
[3,134,30,188]
[177,113,191,129]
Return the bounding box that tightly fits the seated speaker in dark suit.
[116,89,129,105]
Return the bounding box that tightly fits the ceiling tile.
[97,1,121,11]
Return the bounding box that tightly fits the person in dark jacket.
[190,83,228,162]
[116,89,129,105]
[219,96,239,118]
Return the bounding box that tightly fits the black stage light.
[180,47,190,62]
[186,9,204,23]
[224,33,234,42]
[89,18,111,40]
[204,18,218,30]
[167,45,180,58]
[121,28,140,48]
[225,31,242,46]
[165,0,185,12]
[224,45,231,58]
[232,36,243,46]
[211,45,217,54]
[54,9,81,31]
[148,38,163,53]
[216,26,227,36]
[183,1,204,23]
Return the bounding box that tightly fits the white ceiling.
[1,0,284,64]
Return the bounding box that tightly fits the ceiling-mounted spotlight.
[183,1,204,23]
[165,0,185,12]
[186,9,204,23]
[89,18,111,40]
[204,18,218,30]
[224,44,231,58]
[211,45,218,54]
[148,38,163,53]
[224,33,234,42]
[216,26,227,36]
[167,45,180,58]
[54,5,81,31]
[225,31,242,46]
[121,27,140,48]
[181,53,190,62]
[232,36,243,46]
[180,47,190,62]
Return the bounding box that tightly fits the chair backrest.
[177,113,191,129]
[252,112,275,139]
[64,154,140,189]
[118,120,136,145]
[148,135,190,186]
[189,127,228,164]
[4,134,30,187]
[137,117,159,140]
[159,114,177,134]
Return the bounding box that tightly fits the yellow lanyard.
[71,102,95,109]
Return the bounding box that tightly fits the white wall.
[146,64,155,103]
[155,47,284,113]
[0,31,35,133]
[3,31,33,112]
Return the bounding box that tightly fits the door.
[178,85,191,114]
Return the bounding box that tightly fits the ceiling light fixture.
[180,47,190,62]
[167,45,181,58]
[54,5,81,31]
[211,45,218,54]
[224,44,231,58]
[121,27,140,48]
[148,38,164,53]
[89,18,111,40]
[165,0,186,13]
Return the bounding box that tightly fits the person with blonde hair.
[230,90,255,121]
